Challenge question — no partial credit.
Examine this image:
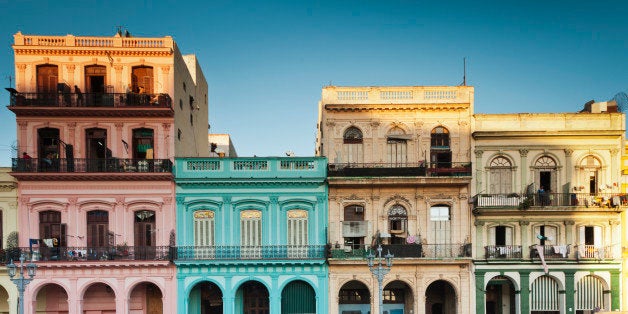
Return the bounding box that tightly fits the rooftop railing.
[174,245,326,261]
[12,158,173,173]
[328,162,471,177]
[474,193,627,208]
[176,157,327,180]
[15,33,174,49]
[7,91,172,108]
[329,243,471,259]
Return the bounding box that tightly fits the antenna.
[462,57,467,86]
[6,75,13,88]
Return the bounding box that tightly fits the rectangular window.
[241,210,262,258]
[287,210,308,258]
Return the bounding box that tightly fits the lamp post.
[7,253,37,314]
[367,244,393,314]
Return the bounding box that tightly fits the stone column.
[474,220,485,260]
[564,270,575,313]
[563,220,575,258]
[519,221,530,258]
[519,149,529,192]
[520,271,531,314]
[66,64,76,87]
[474,149,483,195]
[269,196,279,244]
[474,271,485,314]
[563,149,573,192]
[16,64,27,92]
[223,196,232,244]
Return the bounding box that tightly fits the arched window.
[387,127,408,166]
[241,210,262,258]
[488,156,513,194]
[343,127,363,164]
[388,205,408,244]
[578,155,602,194]
[534,156,558,193]
[194,210,215,246]
[287,210,308,257]
[430,127,451,167]
[132,66,154,94]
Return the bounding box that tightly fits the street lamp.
[367,244,393,314]
[7,253,37,314]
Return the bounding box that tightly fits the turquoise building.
[174,157,328,313]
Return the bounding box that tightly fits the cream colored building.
[0,168,17,314]
[472,103,625,313]
[316,86,474,314]
[208,133,237,157]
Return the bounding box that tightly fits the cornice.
[324,103,469,112]
[14,48,173,57]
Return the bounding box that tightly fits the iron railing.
[475,193,627,208]
[7,91,172,108]
[575,245,616,260]
[484,245,523,259]
[0,246,171,263]
[174,245,327,261]
[328,162,471,177]
[330,243,472,259]
[12,158,173,173]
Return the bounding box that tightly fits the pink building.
[7,31,208,314]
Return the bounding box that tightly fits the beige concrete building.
[208,133,237,157]
[316,86,474,314]
[472,103,625,313]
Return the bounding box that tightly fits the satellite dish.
[612,92,628,112]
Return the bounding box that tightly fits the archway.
[486,276,516,314]
[188,281,223,314]
[338,280,370,314]
[34,283,68,313]
[235,281,268,314]
[531,275,560,314]
[83,282,116,313]
[130,282,163,314]
[383,280,413,314]
[0,285,9,313]
[281,280,315,314]
[425,280,456,314]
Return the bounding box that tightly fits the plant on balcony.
[116,242,129,256]
[518,195,533,210]
[5,231,19,262]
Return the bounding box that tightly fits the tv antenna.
[460,57,467,86]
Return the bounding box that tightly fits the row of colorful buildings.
[0,31,626,314]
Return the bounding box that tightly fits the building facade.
[7,31,208,313]
[472,105,625,313]
[316,86,475,314]
[0,168,18,314]
[174,157,329,313]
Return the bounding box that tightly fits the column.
[563,220,575,258]
[563,149,573,192]
[520,271,530,314]
[474,220,485,260]
[611,270,620,311]
[519,221,530,258]
[519,149,529,192]
[66,64,76,88]
[223,196,232,245]
[269,196,278,244]
[564,270,575,314]
[475,272,485,314]
[475,149,484,195]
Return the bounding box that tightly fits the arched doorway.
[235,281,269,314]
[576,275,606,313]
[485,276,516,314]
[83,282,116,313]
[130,282,163,314]
[281,280,315,314]
[35,283,69,313]
[530,275,560,314]
[188,281,223,314]
[0,284,9,313]
[383,280,413,314]
[338,280,370,314]
[425,280,456,314]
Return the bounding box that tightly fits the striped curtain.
[531,275,559,311]
[576,275,604,311]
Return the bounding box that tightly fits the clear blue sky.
[0,1,626,165]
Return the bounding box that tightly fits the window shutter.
[505,227,513,245]
[578,226,585,245]
[546,226,557,243]
[594,226,602,247]
[488,227,496,246]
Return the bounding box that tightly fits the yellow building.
[0,168,18,314]
[316,86,474,314]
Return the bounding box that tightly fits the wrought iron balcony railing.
[328,162,471,177]
[484,245,523,259]
[7,91,172,108]
[174,245,327,261]
[475,193,627,208]
[575,245,616,260]
[530,244,571,259]
[0,246,171,263]
[12,158,173,173]
[329,243,472,259]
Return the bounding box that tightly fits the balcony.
[11,158,173,181]
[329,243,472,259]
[1,246,171,264]
[484,245,523,259]
[174,245,327,261]
[327,162,472,177]
[530,245,571,259]
[6,90,173,117]
[474,193,627,209]
[575,245,616,260]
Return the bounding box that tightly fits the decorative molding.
[287,209,308,218]
[194,210,214,219]
[563,220,575,226]
[474,220,485,226]
[563,149,573,157]
[175,196,185,205]
[610,148,619,157]
[519,221,530,226]
[269,196,279,204]
[474,150,484,158]
[609,220,620,226]
[383,195,411,207]
[519,149,529,157]
[241,210,261,219]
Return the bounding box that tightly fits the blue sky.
[0,1,626,165]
